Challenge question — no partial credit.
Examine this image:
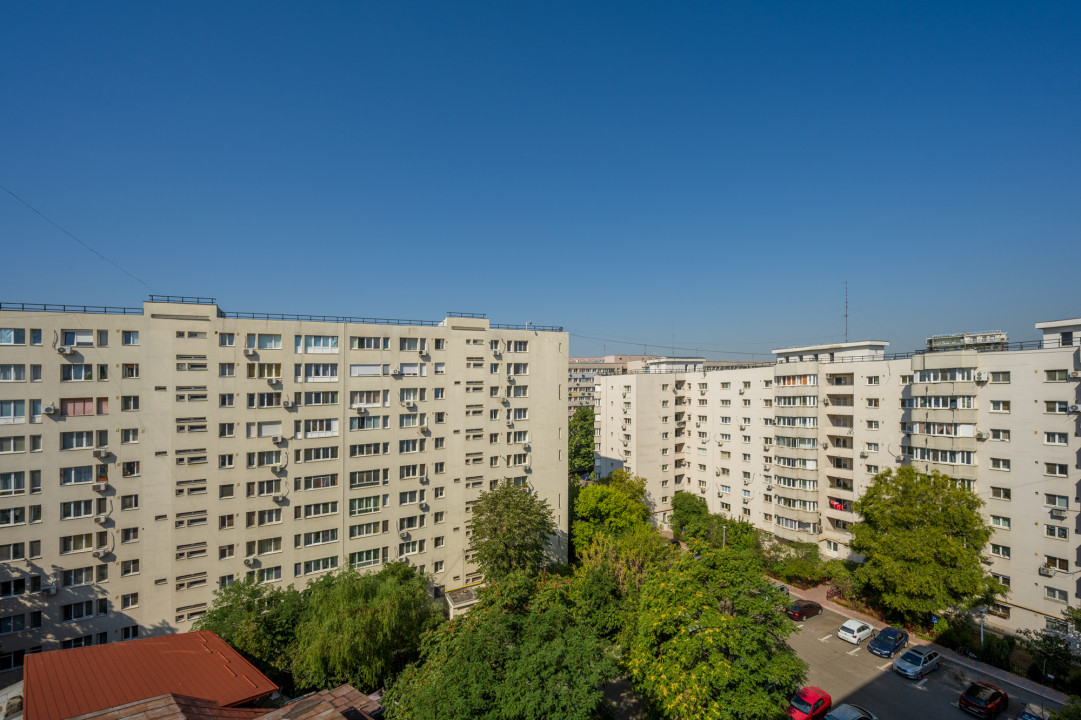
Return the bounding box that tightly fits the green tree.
[1018,627,1075,688]
[627,541,805,720]
[1053,696,1081,720]
[671,491,760,552]
[292,563,444,692]
[193,578,304,689]
[469,479,558,579]
[384,573,619,720]
[572,483,651,555]
[850,467,1002,623]
[601,468,649,504]
[569,406,596,476]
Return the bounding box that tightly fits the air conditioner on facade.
[974,371,989,382]
[1070,371,1080,379]
[92,482,107,493]
[822,398,830,406]
[1039,566,1055,577]
[43,405,57,415]
[419,502,429,511]
[57,346,74,355]
[243,348,255,357]
[715,469,721,476]
[522,443,531,452]
[524,464,531,472]
[859,451,868,458]
[93,449,109,459]
[1069,404,1081,413]
[282,399,294,408]
[1051,508,1068,520]
[40,585,57,597]
[418,475,428,484]
[501,397,510,405]
[391,367,401,375]
[94,515,107,525]
[506,421,514,428]
[765,484,772,491]
[743,498,750,504]
[975,431,988,440]
[822,442,829,449]
[243,557,255,567]
[92,549,106,559]
[271,464,283,474]
[895,455,905,463]
[272,435,284,445]
[272,494,285,503]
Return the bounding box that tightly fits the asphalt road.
[790,606,1061,720]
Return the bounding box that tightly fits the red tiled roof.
[259,686,380,720]
[24,631,279,720]
[67,694,271,720]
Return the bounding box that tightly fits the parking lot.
[789,605,1062,720]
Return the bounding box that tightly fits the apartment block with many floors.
[595,318,1081,635]
[0,297,568,683]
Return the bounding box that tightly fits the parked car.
[787,600,823,621]
[892,646,940,679]
[787,686,832,720]
[867,626,908,658]
[837,619,875,645]
[959,682,1009,718]
[825,704,879,720]
[775,581,790,596]
[1015,703,1050,720]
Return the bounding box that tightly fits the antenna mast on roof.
[843,281,849,343]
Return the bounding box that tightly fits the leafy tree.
[193,578,304,689]
[627,541,805,720]
[850,467,1002,623]
[568,406,596,476]
[469,479,558,579]
[384,573,619,720]
[601,468,649,505]
[292,563,444,692]
[1019,627,1075,688]
[572,483,651,555]
[1053,696,1081,720]
[671,491,760,552]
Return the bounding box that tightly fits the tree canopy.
[670,491,760,552]
[627,541,805,720]
[292,563,444,691]
[384,573,619,720]
[572,483,652,555]
[850,467,1002,623]
[568,405,596,476]
[469,479,558,579]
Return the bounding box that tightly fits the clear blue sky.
[4,1,1078,359]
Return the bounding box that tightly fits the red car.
[787,686,832,720]
[786,600,823,621]
[959,682,1008,718]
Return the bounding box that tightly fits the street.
[789,605,1062,720]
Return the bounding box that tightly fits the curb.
[784,584,1068,706]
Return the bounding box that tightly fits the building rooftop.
[772,340,889,356]
[23,632,279,720]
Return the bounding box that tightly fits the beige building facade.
[0,298,568,682]
[596,319,1081,635]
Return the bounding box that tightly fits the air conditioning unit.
[282,399,294,408]
[272,493,285,503]
[743,479,751,486]
[738,388,745,395]
[1070,371,1080,379]
[399,530,410,540]
[92,549,106,559]
[739,425,746,431]
[822,442,830,449]
[270,464,283,474]
[93,449,109,459]
[57,346,74,355]
[765,484,772,491]
[822,398,830,406]
[492,349,502,357]
[40,585,57,597]
[742,498,750,504]
[508,376,516,384]
[418,475,429,484]
[500,397,510,406]
[243,557,255,567]
[272,435,284,445]
[417,347,425,355]
[859,451,868,458]
[524,464,531,472]
[417,426,427,435]
[717,440,724,446]
[93,515,108,525]
[975,431,988,440]
[266,377,279,386]
[1069,404,1081,413]
[974,371,989,382]
[243,348,255,357]
[980,556,993,565]
[42,405,57,415]
[763,464,771,470]
[895,455,905,463]
[1051,508,1068,520]
[391,367,401,375]
[419,502,429,511]
[715,469,721,476]
[1039,565,1056,577]
[522,443,531,452]
[92,482,107,493]
[506,421,514,428]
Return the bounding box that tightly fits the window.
[120,494,139,510]
[1046,556,1069,572]
[866,398,880,408]
[990,458,1010,471]
[1046,587,1068,602]
[247,334,282,350]
[0,365,26,382]
[219,333,234,347]
[1046,370,1069,382]
[1045,401,1068,414]
[990,487,1011,500]
[121,593,139,609]
[1046,525,1069,540]
[121,428,139,444]
[866,420,879,430]
[990,515,1010,530]
[1046,463,1068,477]
[0,329,25,345]
[990,429,1010,441]
[121,396,140,411]
[62,329,94,347]
[121,528,139,543]
[1046,494,1069,508]
[990,371,1010,383]
[1045,432,1068,446]
[990,400,1010,413]
[989,544,1010,559]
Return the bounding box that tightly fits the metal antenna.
[843,281,849,343]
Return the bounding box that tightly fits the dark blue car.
[867,626,908,658]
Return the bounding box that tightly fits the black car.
[786,600,823,621]
[867,626,908,658]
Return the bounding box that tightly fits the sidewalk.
[784,582,1069,705]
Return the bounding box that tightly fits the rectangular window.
[1045,401,1068,414]
[990,400,1010,413]
[1046,525,1069,539]
[1046,370,1069,382]
[990,429,1010,441]
[990,544,1010,559]
[990,515,1010,529]
[1046,494,1069,508]
[0,329,26,345]
[990,458,1011,471]
[990,371,1010,383]
[990,487,1011,500]
[1046,463,1068,477]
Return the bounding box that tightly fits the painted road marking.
[915,679,929,691]
[847,647,862,656]
[878,661,893,671]
[819,635,833,643]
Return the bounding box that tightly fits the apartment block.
[568,355,659,416]
[595,318,1081,635]
[0,297,568,682]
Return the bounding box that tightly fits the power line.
[1,183,152,290]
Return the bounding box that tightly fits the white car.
[837,619,875,645]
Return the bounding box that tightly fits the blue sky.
[3,1,1078,358]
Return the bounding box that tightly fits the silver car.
[892,646,941,679]
[825,705,879,720]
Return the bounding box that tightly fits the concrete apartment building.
[568,355,658,416]
[0,297,568,682]
[595,317,1081,635]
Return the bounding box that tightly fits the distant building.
[926,330,1008,353]
[568,355,658,415]
[596,316,1081,635]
